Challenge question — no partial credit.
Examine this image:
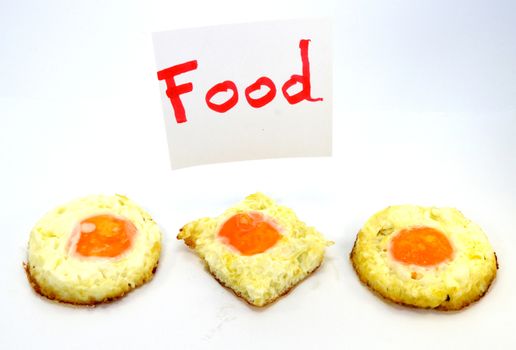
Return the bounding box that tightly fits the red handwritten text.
[157,39,322,124]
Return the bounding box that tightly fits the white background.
[1,0,515,349]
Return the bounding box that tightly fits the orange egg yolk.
[390,226,453,266]
[218,212,281,256]
[75,215,136,258]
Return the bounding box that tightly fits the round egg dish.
[178,193,333,307]
[350,205,497,311]
[25,194,162,305]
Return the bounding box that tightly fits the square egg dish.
[178,193,332,307]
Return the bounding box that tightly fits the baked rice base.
[23,260,159,306]
[205,256,323,308]
[350,237,498,311]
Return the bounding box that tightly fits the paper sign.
[153,19,332,169]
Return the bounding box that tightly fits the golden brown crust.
[23,260,160,307]
[349,235,498,311]
[178,226,196,249]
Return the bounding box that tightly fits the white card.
[153,19,332,169]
